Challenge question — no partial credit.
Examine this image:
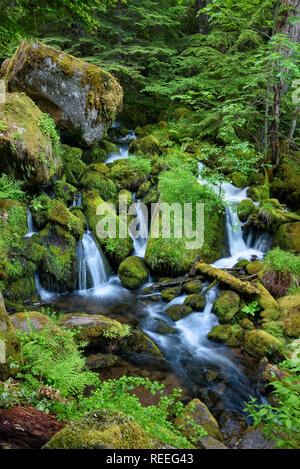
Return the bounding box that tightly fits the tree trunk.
[271,0,300,164]
[195,0,211,34]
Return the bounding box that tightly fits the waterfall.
[76,231,109,290]
[24,207,36,238]
[130,200,149,258]
[72,192,82,207]
[105,130,136,164]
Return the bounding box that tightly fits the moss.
[80,170,117,202]
[83,190,133,265]
[120,329,163,358]
[70,209,87,230]
[175,399,222,441]
[61,145,86,185]
[118,257,148,290]
[184,294,206,312]
[101,139,119,154]
[108,159,149,192]
[247,184,269,202]
[249,200,300,234]
[240,318,254,330]
[161,288,180,303]
[10,311,54,332]
[54,181,78,206]
[277,294,300,338]
[86,353,121,370]
[48,200,84,239]
[273,223,300,253]
[244,329,284,358]
[182,281,203,294]
[155,320,176,334]
[246,261,264,275]
[118,189,133,209]
[208,324,242,347]
[230,172,248,188]
[237,199,255,222]
[136,181,151,199]
[44,409,158,449]
[0,294,23,380]
[0,92,61,187]
[234,259,250,269]
[213,290,240,324]
[129,135,161,157]
[270,161,300,211]
[165,305,192,321]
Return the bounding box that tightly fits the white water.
[130,199,149,258]
[105,130,136,164]
[24,207,36,238]
[76,231,109,290]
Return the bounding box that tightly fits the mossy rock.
[270,162,300,211]
[10,311,53,333]
[70,209,87,230]
[0,92,61,188]
[155,320,176,335]
[61,144,86,185]
[59,313,126,348]
[142,186,158,205]
[184,294,206,312]
[246,261,264,275]
[80,170,117,202]
[86,353,121,370]
[129,135,160,157]
[161,288,180,303]
[118,257,148,290]
[6,276,38,306]
[118,189,133,209]
[237,199,255,223]
[244,329,284,358]
[83,191,133,265]
[53,181,78,206]
[273,223,300,253]
[230,173,248,189]
[240,318,254,331]
[234,259,250,269]
[213,290,240,324]
[175,399,222,441]
[0,294,23,380]
[3,40,123,145]
[108,159,149,192]
[277,294,300,338]
[101,139,119,154]
[182,281,202,295]
[247,185,269,202]
[136,181,151,199]
[83,144,107,165]
[43,409,159,449]
[119,329,163,358]
[208,324,242,348]
[165,305,192,322]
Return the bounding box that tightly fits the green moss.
[274,223,300,253]
[136,181,151,199]
[80,170,117,202]
[175,399,221,441]
[244,329,284,358]
[161,288,180,303]
[83,144,107,165]
[118,257,148,290]
[184,294,206,312]
[129,135,161,157]
[54,181,78,205]
[231,172,248,188]
[101,139,119,154]
[61,145,86,185]
[237,199,255,222]
[247,184,269,202]
[213,290,240,324]
[119,329,163,358]
[246,261,264,275]
[277,294,300,338]
[208,324,242,347]
[48,200,84,239]
[182,281,203,294]
[165,305,192,321]
[44,409,158,449]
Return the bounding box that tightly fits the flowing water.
[105,129,137,164]
[130,199,149,258]
[34,160,272,416]
[24,207,36,238]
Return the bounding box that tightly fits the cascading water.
[24,207,36,238]
[105,129,137,164]
[76,231,109,290]
[130,199,149,258]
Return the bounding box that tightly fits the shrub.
[263,248,300,298]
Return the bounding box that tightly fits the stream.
[33,133,273,418]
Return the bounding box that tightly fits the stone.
[197,436,228,449]
[237,428,277,449]
[244,329,283,358]
[165,305,192,322]
[213,290,240,324]
[277,293,300,338]
[184,294,206,312]
[274,222,300,253]
[2,40,123,146]
[118,257,149,290]
[175,398,222,441]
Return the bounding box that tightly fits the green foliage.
[102,323,131,341]
[0,174,26,201]
[38,113,60,152]
[245,355,300,449]
[264,248,300,278]
[241,301,261,317]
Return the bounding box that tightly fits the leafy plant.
[0,174,26,201]
[241,301,261,317]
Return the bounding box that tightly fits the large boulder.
[277,294,300,338]
[274,223,300,253]
[118,257,148,290]
[213,290,240,324]
[2,40,123,146]
[0,92,61,187]
[0,294,23,380]
[43,409,160,449]
[244,329,283,358]
[175,399,222,441]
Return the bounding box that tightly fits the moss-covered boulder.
[270,162,300,211]
[83,191,133,265]
[184,294,206,312]
[136,181,151,199]
[0,92,61,187]
[129,135,160,156]
[244,329,283,358]
[165,305,192,321]
[10,311,51,332]
[119,329,163,358]
[237,199,255,222]
[44,409,159,449]
[108,159,150,192]
[246,261,264,275]
[59,313,127,348]
[161,288,180,303]
[248,200,300,234]
[80,167,117,201]
[182,280,203,294]
[274,223,300,253]
[208,324,243,348]
[230,173,248,188]
[213,291,240,324]
[247,185,269,202]
[277,294,300,338]
[0,293,23,380]
[175,399,222,441]
[61,144,86,185]
[118,257,148,290]
[2,40,123,145]
[53,180,78,206]
[86,353,121,370]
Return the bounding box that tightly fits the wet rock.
[2,40,123,146]
[184,294,206,312]
[86,353,121,370]
[0,406,65,449]
[10,311,53,332]
[244,329,284,358]
[155,320,176,335]
[277,293,300,338]
[208,324,242,348]
[161,288,180,303]
[246,261,264,275]
[274,222,300,253]
[120,329,163,359]
[237,199,255,222]
[219,412,247,446]
[197,436,228,449]
[213,290,240,324]
[165,305,192,322]
[257,357,289,393]
[182,280,203,294]
[237,428,277,449]
[175,398,222,441]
